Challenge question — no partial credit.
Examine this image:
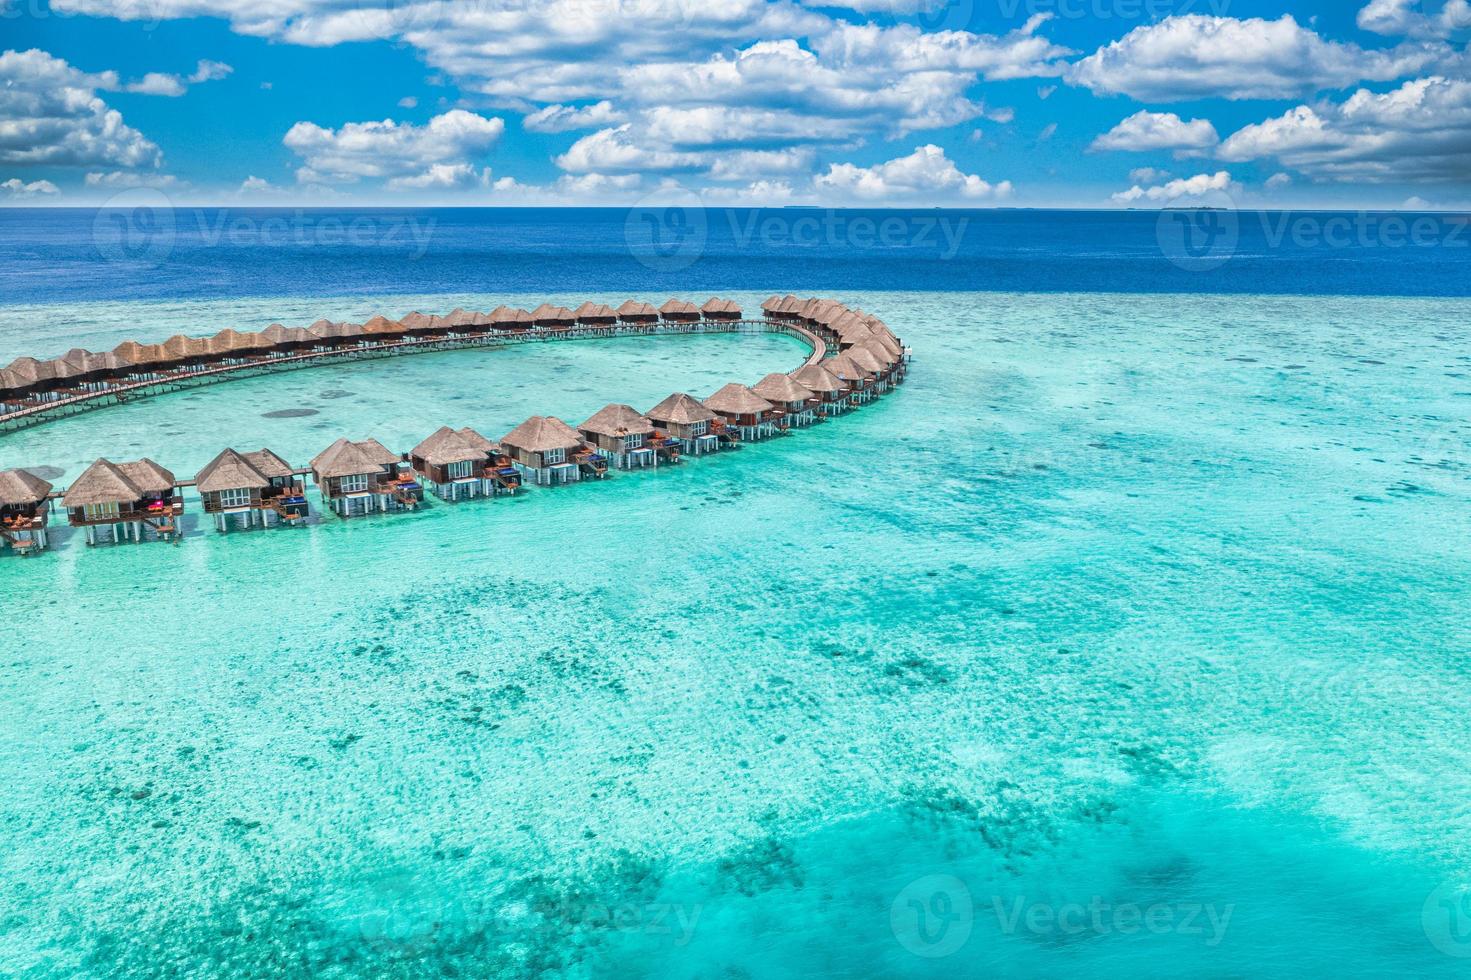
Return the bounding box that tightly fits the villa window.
[624,434,644,449]
[543,448,566,465]
[690,421,707,436]
[448,460,473,479]
[83,503,120,519]
[219,488,251,509]
[340,473,369,493]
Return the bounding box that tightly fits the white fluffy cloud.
[121,59,233,96]
[84,170,183,188]
[283,109,504,183]
[1111,170,1234,204]
[523,101,625,133]
[1068,15,1447,101]
[553,126,703,175]
[814,144,1011,202]
[1218,75,1471,182]
[384,163,492,190]
[1358,0,1471,39]
[0,48,162,168]
[1090,111,1219,155]
[1,177,60,198]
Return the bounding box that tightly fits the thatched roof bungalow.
[0,468,53,552]
[409,425,502,500]
[790,362,849,415]
[196,448,305,527]
[703,383,778,441]
[574,302,617,325]
[616,300,658,324]
[63,458,182,542]
[752,372,818,427]
[659,299,701,323]
[530,304,576,328]
[502,415,599,484]
[701,297,742,321]
[579,403,659,468]
[310,437,416,516]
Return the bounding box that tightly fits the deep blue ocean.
[0,206,1467,303]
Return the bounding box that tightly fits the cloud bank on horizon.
[3,1,1470,208]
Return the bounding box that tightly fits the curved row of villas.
[0,298,908,552]
[0,298,761,410]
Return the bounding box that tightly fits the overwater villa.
[502,416,606,484]
[408,426,510,501]
[578,404,660,469]
[574,303,618,326]
[844,345,890,394]
[310,438,420,516]
[530,304,576,329]
[703,383,780,441]
[701,298,742,321]
[659,299,701,323]
[789,362,850,416]
[63,458,183,544]
[752,373,819,428]
[0,468,52,554]
[616,300,659,324]
[195,448,307,530]
[646,392,721,455]
[826,350,876,404]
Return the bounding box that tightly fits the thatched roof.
[616,300,658,318]
[399,312,433,331]
[0,468,52,506]
[752,372,814,404]
[48,351,90,380]
[701,297,741,316]
[846,345,886,374]
[455,427,500,453]
[242,448,294,479]
[574,302,617,322]
[112,341,167,366]
[530,304,575,324]
[310,438,399,479]
[790,362,845,394]
[646,392,716,425]
[761,295,784,312]
[580,403,654,438]
[163,334,210,360]
[857,339,897,367]
[703,383,774,416]
[489,306,534,326]
[308,320,349,340]
[659,298,699,316]
[6,357,55,385]
[0,368,22,394]
[362,315,403,336]
[410,426,490,466]
[445,308,478,328]
[63,458,175,507]
[195,448,270,493]
[826,351,872,382]
[84,351,131,374]
[502,415,584,453]
[211,328,264,354]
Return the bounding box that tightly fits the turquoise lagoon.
[2,290,1470,976]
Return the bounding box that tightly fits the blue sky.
[2,0,1469,207]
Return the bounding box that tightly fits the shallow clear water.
[3,289,1471,977]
